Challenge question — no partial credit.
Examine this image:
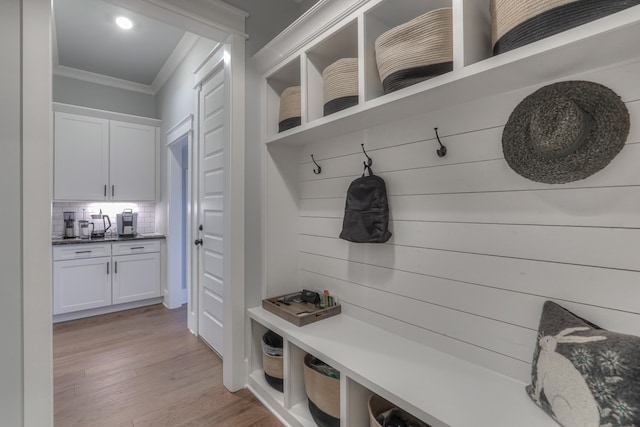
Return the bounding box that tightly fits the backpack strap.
[362,162,373,177]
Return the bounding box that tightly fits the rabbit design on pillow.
[534,327,607,427]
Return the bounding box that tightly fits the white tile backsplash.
[52,202,156,237]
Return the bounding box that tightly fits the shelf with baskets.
[248,309,434,427]
[258,0,640,146]
[247,306,556,427]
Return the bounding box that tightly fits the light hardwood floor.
[53,304,283,427]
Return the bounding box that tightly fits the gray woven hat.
[503,81,630,184]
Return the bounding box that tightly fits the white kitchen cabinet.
[110,120,157,201]
[53,107,158,202]
[53,240,162,319]
[112,251,161,304]
[53,256,112,315]
[54,112,109,201]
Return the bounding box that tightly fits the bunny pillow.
[527,301,640,427]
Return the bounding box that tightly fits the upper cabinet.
[54,112,110,201]
[53,105,160,202]
[255,0,640,146]
[109,121,157,201]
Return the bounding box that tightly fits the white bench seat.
[248,307,557,427]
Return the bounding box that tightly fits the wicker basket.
[368,394,431,427]
[278,86,301,132]
[303,354,340,427]
[323,58,359,116]
[491,0,640,55]
[375,8,453,94]
[262,330,283,392]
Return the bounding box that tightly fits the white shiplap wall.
[291,59,640,383]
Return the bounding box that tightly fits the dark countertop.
[52,233,166,246]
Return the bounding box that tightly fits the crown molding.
[152,32,201,93]
[53,65,156,95]
[253,0,370,74]
[53,102,161,126]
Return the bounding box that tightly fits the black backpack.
[339,165,392,243]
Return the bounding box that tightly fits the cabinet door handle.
[112,185,115,197]
[131,246,145,250]
[75,250,92,254]
[104,185,107,197]
[107,262,110,275]
[115,261,117,274]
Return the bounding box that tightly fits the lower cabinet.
[112,252,161,304]
[53,240,162,316]
[53,256,112,314]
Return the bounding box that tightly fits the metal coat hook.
[311,154,322,175]
[361,144,373,167]
[434,127,447,158]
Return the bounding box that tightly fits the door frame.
[106,0,247,392]
[193,37,246,392]
[165,115,195,327]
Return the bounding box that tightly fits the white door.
[196,61,227,356]
[109,120,157,201]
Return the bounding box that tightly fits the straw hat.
[503,81,629,184]
[491,0,640,55]
[323,58,358,116]
[278,86,301,132]
[375,8,453,94]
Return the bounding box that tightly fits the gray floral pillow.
[526,301,640,427]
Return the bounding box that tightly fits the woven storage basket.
[303,354,340,427]
[375,8,453,94]
[278,86,301,132]
[323,58,359,116]
[368,394,431,427]
[491,0,640,55]
[262,331,284,392]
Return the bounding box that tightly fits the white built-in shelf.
[262,2,640,146]
[248,306,556,427]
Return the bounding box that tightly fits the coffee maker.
[116,209,138,237]
[63,212,76,239]
[90,209,111,238]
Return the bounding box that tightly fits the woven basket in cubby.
[262,330,283,392]
[278,86,301,132]
[375,8,453,94]
[303,354,340,427]
[491,0,640,56]
[323,58,359,116]
[368,393,431,427]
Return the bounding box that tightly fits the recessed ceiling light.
[115,16,133,30]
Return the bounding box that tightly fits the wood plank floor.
[53,304,283,427]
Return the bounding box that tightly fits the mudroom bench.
[247,307,555,427]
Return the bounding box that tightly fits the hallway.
[53,304,282,426]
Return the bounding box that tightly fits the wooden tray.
[262,293,341,327]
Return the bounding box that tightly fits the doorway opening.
[166,117,197,331]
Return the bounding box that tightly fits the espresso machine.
[63,212,76,239]
[116,208,138,237]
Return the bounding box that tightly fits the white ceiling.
[53,0,311,94]
[53,0,189,91]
